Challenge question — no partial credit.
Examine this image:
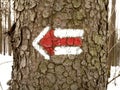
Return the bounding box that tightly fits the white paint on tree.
[32,26,50,60]
[55,46,82,55]
[32,26,84,60]
[54,28,84,38]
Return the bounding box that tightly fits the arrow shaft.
[54,28,84,38]
[54,46,82,55]
[53,37,82,46]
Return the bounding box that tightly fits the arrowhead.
[32,26,51,60]
[39,30,55,56]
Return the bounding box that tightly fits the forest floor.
[0,54,120,90]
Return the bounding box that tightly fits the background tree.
[0,0,13,55]
[9,0,109,90]
[108,0,116,67]
[0,0,2,54]
[8,0,12,55]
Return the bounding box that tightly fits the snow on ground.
[107,66,120,90]
[107,0,120,89]
[0,54,13,90]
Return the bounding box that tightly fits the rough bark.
[9,0,109,90]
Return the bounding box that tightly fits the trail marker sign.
[32,26,84,60]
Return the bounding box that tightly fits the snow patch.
[0,54,13,90]
[107,66,120,90]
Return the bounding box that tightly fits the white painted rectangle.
[54,28,84,38]
[54,46,82,55]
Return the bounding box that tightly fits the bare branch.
[108,74,120,84]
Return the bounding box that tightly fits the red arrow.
[39,29,82,56]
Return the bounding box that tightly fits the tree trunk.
[108,0,116,66]
[9,0,109,90]
[0,0,2,54]
[8,0,12,55]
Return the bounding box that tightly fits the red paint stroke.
[39,29,82,55]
